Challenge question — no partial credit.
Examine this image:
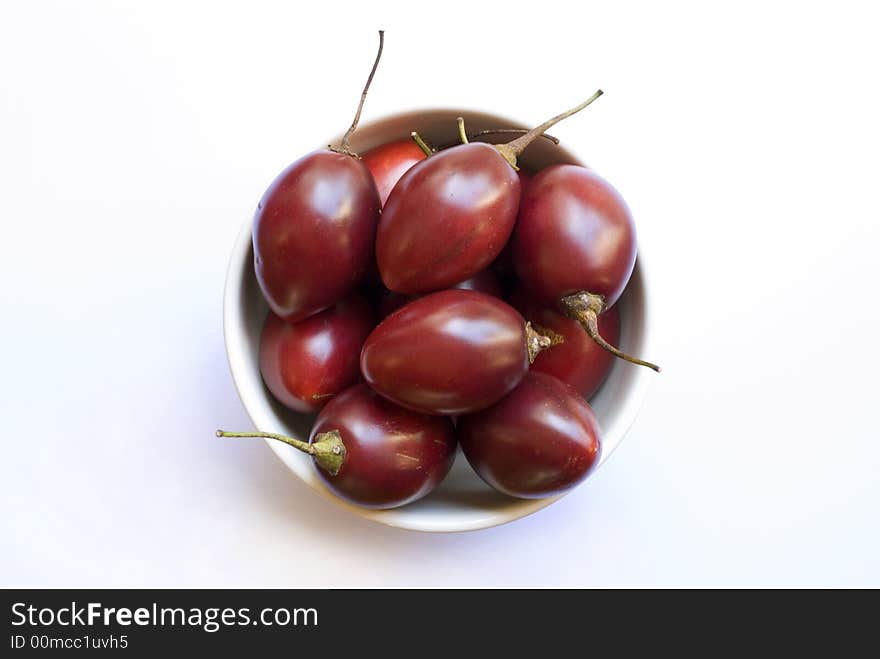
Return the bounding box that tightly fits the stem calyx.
[560,292,661,372]
[525,321,564,364]
[216,428,347,476]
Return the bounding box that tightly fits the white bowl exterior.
[223,109,655,532]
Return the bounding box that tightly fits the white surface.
[1,1,878,586]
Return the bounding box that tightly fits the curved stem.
[525,321,564,363]
[330,30,385,157]
[435,129,559,152]
[560,292,661,372]
[471,128,560,145]
[411,131,433,157]
[216,429,347,476]
[456,117,469,144]
[494,89,603,168]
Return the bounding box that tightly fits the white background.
[2,1,878,587]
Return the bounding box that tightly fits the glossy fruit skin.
[453,268,504,296]
[377,268,503,319]
[376,142,521,294]
[253,149,380,322]
[361,139,427,206]
[259,295,374,413]
[361,289,529,415]
[509,288,620,399]
[513,164,636,308]
[493,168,533,279]
[310,384,456,508]
[458,372,601,499]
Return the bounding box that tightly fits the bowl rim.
[222,106,656,533]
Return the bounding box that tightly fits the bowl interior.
[223,108,654,532]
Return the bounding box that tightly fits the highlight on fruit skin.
[360,290,562,416]
[458,372,602,499]
[306,384,458,509]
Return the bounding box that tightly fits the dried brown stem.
[330,30,385,157]
[560,292,661,372]
[494,89,603,168]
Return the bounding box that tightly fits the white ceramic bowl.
[223,108,655,532]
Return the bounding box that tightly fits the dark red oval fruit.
[362,138,427,206]
[513,164,636,308]
[310,384,456,508]
[458,372,601,498]
[509,288,620,399]
[253,150,380,322]
[252,32,386,323]
[375,91,605,297]
[512,164,658,371]
[259,295,374,413]
[361,289,532,415]
[376,142,520,294]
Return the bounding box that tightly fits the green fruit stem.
[216,429,347,476]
